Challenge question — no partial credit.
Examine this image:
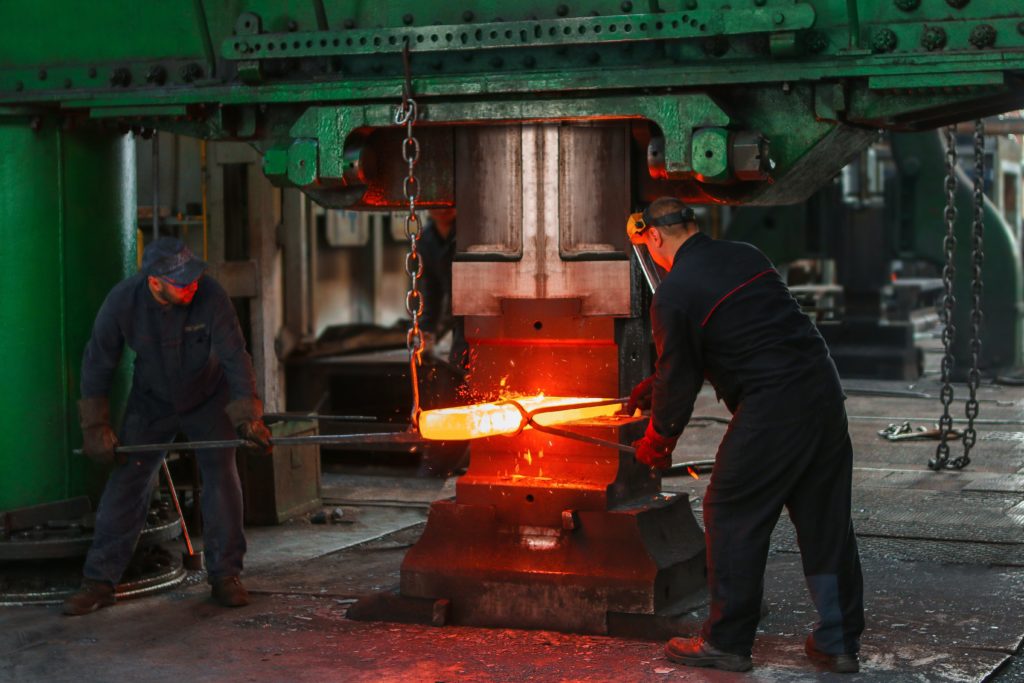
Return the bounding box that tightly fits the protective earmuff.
[626,205,696,245]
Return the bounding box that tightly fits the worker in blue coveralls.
[624,197,864,674]
[64,237,271,616]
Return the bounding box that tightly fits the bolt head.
[894,0,920,10]
[110,68,132,86]
[463,10,474,21]
[38,69,47,81]
[969,24,996,49]
[342,18,356,29]
[556,4,569,16]
[179,63,203,83]
[872,28,898,53]
[621,1,633,11]
[921,26,947,51]
[402,13,414,25]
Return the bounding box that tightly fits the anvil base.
[389,491,706,635]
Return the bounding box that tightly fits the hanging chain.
[930,125,959,471]
[930,122,987,471]
[396,44,424,428]
[955,120,986,469]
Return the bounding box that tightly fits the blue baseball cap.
[142,237,207,286]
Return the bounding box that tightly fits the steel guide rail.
[222,7,817,61]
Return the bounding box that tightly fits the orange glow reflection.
[418,396,621,441]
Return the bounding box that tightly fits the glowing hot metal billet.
[417,396,624,441]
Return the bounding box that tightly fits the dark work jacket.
[419,220,467,367]
[650,232,841,439]
[81,273,257,417]
[419,220,454,336]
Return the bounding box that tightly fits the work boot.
[664,637,753,672]
[210,575,250,607]
[805,635,860,673]
[62,579,116,616]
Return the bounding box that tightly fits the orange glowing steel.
[418,396,621,441]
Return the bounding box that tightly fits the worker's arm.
[207,278,271,451]
[649,293,705,441]
[79,290,126,464]
[80,290,126,399]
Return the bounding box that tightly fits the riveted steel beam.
[221,6,817,61]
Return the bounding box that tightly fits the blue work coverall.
[80,273,258,585]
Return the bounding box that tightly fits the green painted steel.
[222,6,818,61]
[0,1,1020,203]
[891,131,1024,371]
[0,118,136,511]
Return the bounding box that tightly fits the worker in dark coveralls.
[416,208,471,477]
[64,237,271,616]
[419,207,468,370]
[624,198,864,673]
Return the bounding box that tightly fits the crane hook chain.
[397,44,424,429]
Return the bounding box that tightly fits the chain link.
[955,119,986,469]
[930,125,959,471]
[930,122,987,471]
[396,95,424,427]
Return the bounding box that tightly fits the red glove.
[632,420,678,471]
[623,376,655,416]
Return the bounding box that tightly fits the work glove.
[78,397,122,466]
[226,397,273,454]
[632,420,678,471]
[623,375,655,416]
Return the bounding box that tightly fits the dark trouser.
[83,397,246,586]
[699,390,864,657]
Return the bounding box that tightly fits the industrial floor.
[3,356,1024,681]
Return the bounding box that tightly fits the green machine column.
[0,115,136,511]
[892,132,1024,373]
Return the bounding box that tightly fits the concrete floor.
[3,358,1024,682]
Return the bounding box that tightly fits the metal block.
[237,420,321,525]
[347,594,451,627]
[400,492,706,634]
[452,125,632,317]
[1,496,91,535]
[393,411,707,634]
